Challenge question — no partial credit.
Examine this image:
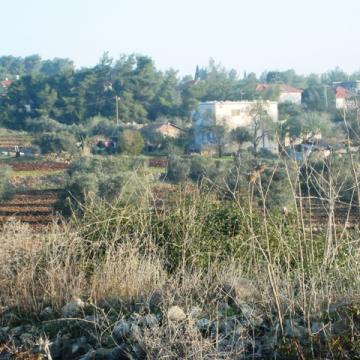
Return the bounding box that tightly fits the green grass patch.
[11,169,67,178]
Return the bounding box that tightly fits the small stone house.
[141,123,185,138]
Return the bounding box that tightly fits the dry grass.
[90,240,167,302]
[1,150,360,357]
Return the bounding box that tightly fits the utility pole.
[324,85,329,109]
[115,96,120,125]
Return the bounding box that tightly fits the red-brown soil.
[0,190,62,225]
[10,162,69,171]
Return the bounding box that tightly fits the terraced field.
[0,190,62,225]
[10,161,69,171]
[0,136,33,148]
[302,197,360,229]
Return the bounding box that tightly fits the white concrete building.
[193,100,279,153]
[256,84,303,105]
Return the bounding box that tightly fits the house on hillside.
[335,87,353,109]
[0,78,13,97]
[193,100,279,153]
[140,122,186,152]
[256,83,303,105]
[333,80,360,93]
[333,81,360,110]
[141,122,185,138]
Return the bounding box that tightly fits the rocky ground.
[0,279,359,359]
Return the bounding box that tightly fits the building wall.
[157,124,183,138]
[193,101,278,153]
[336,97,346,109]
[336,97,358,110]
[279,92,302,105]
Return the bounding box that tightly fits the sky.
[2,0,360,77]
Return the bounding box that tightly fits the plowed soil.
[0,135,33,148]
[10,162,69,171]
[0,190,62,225]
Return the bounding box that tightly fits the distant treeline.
[0,53,359,128]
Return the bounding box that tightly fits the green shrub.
[86,116,120,137]
[98,174,125,200]
[25,117,66,133]
[0,166,13,200]
[189,155,208,182]
[166,155,190,183]
[36,132,77,154]
[118,129,145,155]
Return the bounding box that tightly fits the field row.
[8,161,69,171]
[0,190,62,225]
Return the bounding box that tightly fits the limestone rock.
[167,306,186,323]
[61,297,85,318]
[113,319,131,340]
[196,318,211,332]
[223,278,258,304]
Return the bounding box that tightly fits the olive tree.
[118,129,145,155]
[249,102,276,156]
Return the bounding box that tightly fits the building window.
[231,109,241,116]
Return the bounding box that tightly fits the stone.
[311,321,323,334]
[331,318,351,336]
[238,303,253,318]
[167,306,186,323]
[10,325,23,337]
[196,318,211,332]
[139,314,158,328]
[132,343,147,359]
[148,291,162,309]
[71,337,92,357]
[79,350,96,360]
[94,347,113,359]
[113,319,131,340]
[223,278,258,305]
[218,302,231,312]
[19,332,35,347]
[110,344,134,360]
[238,303,263,327]
[49,334,63,360]
[61,297,85,318]
[218,317,242,335]
[40,306,55,320]
[129,324,142,342]
[284,320,307,340]
[2,312,21,327]
[189,306,202,319]
[0,327,8,343]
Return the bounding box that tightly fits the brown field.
[303,197,360,228]
[0,190,61,225]
[148,156,168,168]
[0,135,33,148]
[10,161,69,171]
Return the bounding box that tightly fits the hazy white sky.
[2,0,360,76]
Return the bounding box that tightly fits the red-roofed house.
[0,78,13,97]
[335,86,357,110]
[256,83,303,105]
[2,79,13,88]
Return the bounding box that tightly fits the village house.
[333,81,360,110]
[0,78,13,97]
[333,80,360,93]
[140,122,185,138]
[139,122,186,152]
[193,100,279,153]
[256,83,303,105]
